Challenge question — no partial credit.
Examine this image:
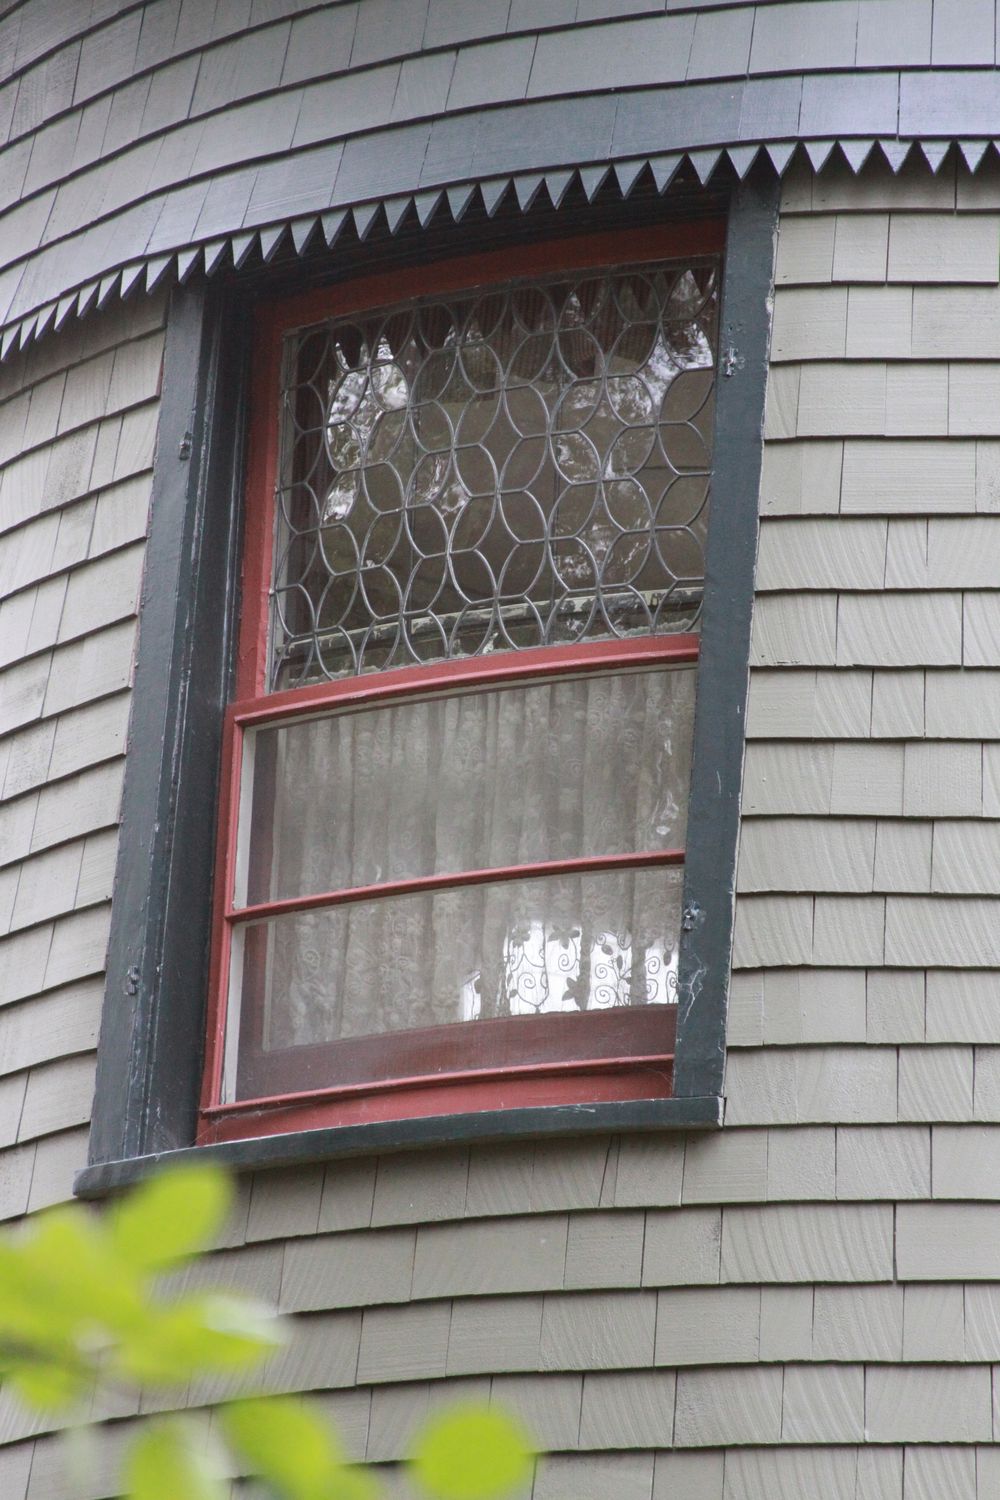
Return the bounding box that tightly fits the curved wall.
[2,0,1000,352]
[8,5,1000,1500]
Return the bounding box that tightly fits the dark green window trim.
[76,173,778,1198]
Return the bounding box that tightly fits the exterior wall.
[8,5,1000,1500]
[0,297,165,1196]
[7,152,1000,1498]
[0,0,994,356]
[0,294,165,1491]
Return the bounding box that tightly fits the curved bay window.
[199,224,722,1143]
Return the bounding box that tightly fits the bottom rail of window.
[198,1053,674,1143]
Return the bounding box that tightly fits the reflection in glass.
[272,261,718,685]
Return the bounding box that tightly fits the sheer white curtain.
[239,668,695,1049]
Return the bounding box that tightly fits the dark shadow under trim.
[75,1096,723,1198]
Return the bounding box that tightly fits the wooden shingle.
[720,1203,894,1283]
[888,213,1000,283]
[653,1451,723,1500]
[761,969,867,1045]
[281,1228,416,1312]
[766,1126,836,1200]
[866,969,926,1043]
[534,1453,653,1500]
[774,215,836,285]
[674,1366,782,1447]
[18,1053,95,1142]
[563,1211,644,1289]
[370,1149,469,1227]
[866,1364,992,1441]
[655,1286,760,1366]
[578,1370,675,1449]
[781,1363,864,1442]
[836,1125,931,1199]
[447,1296,542,1376]
[846,285,912,357]
[812,1283,903,1361]
[245,1166,324,1242]
[490,1374,582,1452]
[412,1217,568,1300]
[539,1291,656,1370]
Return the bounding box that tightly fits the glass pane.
[237,667,695,907]
[229,865,683,1074]
[272,261,718,685]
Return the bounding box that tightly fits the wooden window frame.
[76,178,778,1197]
[202,638,697,1143]
[203,226,717,1143]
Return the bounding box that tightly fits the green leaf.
[410,1407,532,1500]
[0,1211,146,1360]
[328,1465,381,1500]
[116,1294,283,1386]
[109,1165,234,1272]
[220,1395,367,1500]
[6,1358,89,1412]
[123,1418,227,1500]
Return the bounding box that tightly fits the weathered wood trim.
[76,1095,722,1198]
[673,169,779,1104]
[81,179,776,1183]
[87,284,248,1163]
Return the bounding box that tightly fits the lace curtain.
[237,667,695,1050]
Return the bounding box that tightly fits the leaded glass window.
[205,239,723,1138]
[271,260,718,687]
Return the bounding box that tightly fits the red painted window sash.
[228,848,686,926]
[219,971,679,1105]
[199,1061,677,1143]
[201,637,698,1125]
[224,637,699,924]
[203,220,721,1142]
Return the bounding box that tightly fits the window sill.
[74,1095,723,1199]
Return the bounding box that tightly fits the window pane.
[272,261,718,685]
[237,667,695,907]
[228,865,683,1087]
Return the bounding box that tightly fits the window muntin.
[238,666,694,905]
[271,261,717,686]
[224,663,694,1103]
[201,232,722,1143]
[229,863,685,1103]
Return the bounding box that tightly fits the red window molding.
[198,220,724,1146]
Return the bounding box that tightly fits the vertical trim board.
[673,171,779,1103]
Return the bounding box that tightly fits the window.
[199,227,722,1143]
[79,182,776,1192]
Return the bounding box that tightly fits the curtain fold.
[238,668,695,1049]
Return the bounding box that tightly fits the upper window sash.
[269,257,718,685]
[237,221,725,698]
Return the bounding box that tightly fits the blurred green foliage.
[0,1164,532,1500]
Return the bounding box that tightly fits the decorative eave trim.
[2,136,993,360]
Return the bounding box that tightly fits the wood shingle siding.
[0,294,165,1299]
[7,6,1000,358]
[15,7,1000,1492]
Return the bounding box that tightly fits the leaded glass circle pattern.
[271,258,718,688]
